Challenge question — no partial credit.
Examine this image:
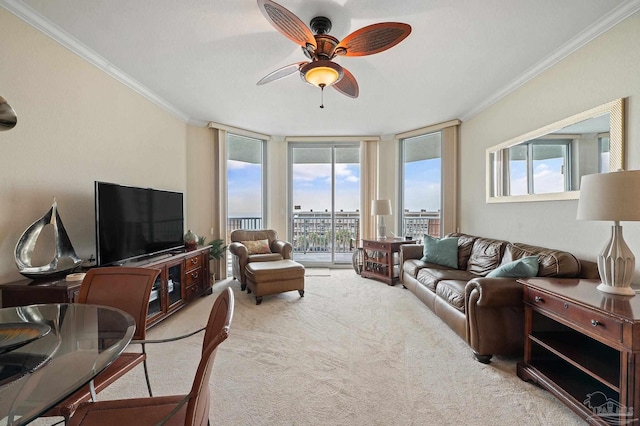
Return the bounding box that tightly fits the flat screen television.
[95,181,184,266]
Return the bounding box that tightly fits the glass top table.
[0,303,135,425]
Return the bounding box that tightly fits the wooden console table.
[361,238,415,285]
[0,246,211,329]
[517,277,640,425]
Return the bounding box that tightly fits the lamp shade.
[577,170,640,222]
[371,199,392,216]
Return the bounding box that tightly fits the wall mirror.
[486,98,624,203]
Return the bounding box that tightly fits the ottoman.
[244,260,305,305]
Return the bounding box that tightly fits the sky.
[227,157,442,218]
[509,158,565,195]
[228,160,263,217]
[403,158,441,212]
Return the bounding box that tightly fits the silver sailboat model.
[15,199,82,279]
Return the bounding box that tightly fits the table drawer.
[185,253,202,272]
[185,267,203,287]
[525,287,623,342]
[364,241,389,250]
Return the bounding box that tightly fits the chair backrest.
[185,287,234,426]
[230,229,278,244]
[77,267,161,341]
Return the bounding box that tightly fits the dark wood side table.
[361,238,415,285]
[517,277,640,425]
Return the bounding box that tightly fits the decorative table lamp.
[371,199,392,240]
[577,170,640,296]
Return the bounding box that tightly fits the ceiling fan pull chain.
[320,84,325,109]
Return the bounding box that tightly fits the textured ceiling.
[5,0,638,136]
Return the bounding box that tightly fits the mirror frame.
[486,98,624,203]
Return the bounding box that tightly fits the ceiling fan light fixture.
[301,60,343,88]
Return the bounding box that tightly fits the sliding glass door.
[289,143,360,266]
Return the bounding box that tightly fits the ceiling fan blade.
[257,62,308,85]
[335,22,411,57]
[333,67,359,98]
[257,0,316,49]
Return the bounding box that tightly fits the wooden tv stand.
[0,246,211,329]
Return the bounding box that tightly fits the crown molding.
[4,0,638,132]
[460,0,640,122]
[1,0,192,123]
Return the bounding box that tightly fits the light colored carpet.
[35,270,583,425]
[304,268,332,277]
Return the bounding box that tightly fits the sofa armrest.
[229,242,248,258]
[465,277,523,307]
[399,244,424,263]
[271,239,293,259]
[465,277,525,360]
[229,242,249,284]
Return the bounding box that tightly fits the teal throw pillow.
[487,256,539,278]
[420,235,459,269]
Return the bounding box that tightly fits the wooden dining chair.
[67,286,234,426]
[43,267,161,422]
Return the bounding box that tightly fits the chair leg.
[256,296,263,305]
[89,379,97,401]
[142,344,153,397]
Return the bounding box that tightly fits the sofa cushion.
[487,256,539,278]
[403,259,443,279]
[446,233,478,270]
[510,243,581,277]
[435,280,467,312]
[417,268,478,292]
[466,237,507,276]
[247,253,284,263]
[421,236,458,268]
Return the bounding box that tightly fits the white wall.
[185,126,215,241]
[0,10,188,283]
[460,12,640,277]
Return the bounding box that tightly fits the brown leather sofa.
[399,232,596,363]
[228,229,293,289]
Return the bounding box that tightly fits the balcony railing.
[402,211,441,242]
[227,211,440,252]
[292,214,359,254]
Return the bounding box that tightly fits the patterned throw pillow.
[242,239,271,255]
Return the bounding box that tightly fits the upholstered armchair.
[229,229,293,288]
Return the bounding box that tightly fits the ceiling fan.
[256,0,412,108]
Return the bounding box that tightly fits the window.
[506,140,570,196]
[400,132,442,240]
[226,133,266,231]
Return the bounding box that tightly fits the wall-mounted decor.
[14,199,82,279]
[0,96,18,131]
[486,98,624,203]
